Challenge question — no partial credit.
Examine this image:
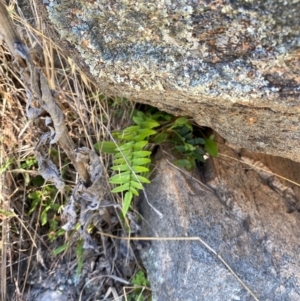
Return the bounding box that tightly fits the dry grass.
[0,3,142,301]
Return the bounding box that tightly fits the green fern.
[109,111,159,216]
[96,108,218,217]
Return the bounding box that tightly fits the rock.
[139,138,300,301]
[40,0,300,161]
[38,291,68,301]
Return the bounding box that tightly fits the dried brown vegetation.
[0,3,147,301]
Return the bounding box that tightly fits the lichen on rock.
[46,0,300,161]
[47,0,299,101]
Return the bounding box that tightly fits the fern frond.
[109,111,159,216]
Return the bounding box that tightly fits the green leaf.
[28,191,41,199]
[29,197,41,215]
[111,164,129,172]
[187,137,205,145]
[133,114,160,129]
[140,120,160,129]
[123,125,140,133]
[135,175,151,184]
[114,149,132,159]
[52,243,68,256]
[174,143,196,153]
[137,129,157,137]
[113,170,131,176]
[113,157,129,165]
[119,134,137,141]
[151,111,172,121]
[192,151,205,162]
[152,132,168,144]
[130,181,143,190]
[134,134,151,142]
[135,111,146,118]
[132,166,149,173]
[132,150,152,158]
[184,122,193,132]
[173,117,188,126]
[132,158,151,165]
[178,125,191,137]
[132,116,144,124]
[204,139,218,157]
[122,191,133,216]
[130,186,139,196]
[112,131,123,139]
[111,164,148,173]
[94,141,118,154]
[186,143,196,151]
[76,239,84,276]
[169,130,185,144]
[41,207,49,226]
[133,141,148,150]
[111,183,130,193]
[118,141,134,151]
[32,175,45,186]
[56,229,66,237]
[174,159,193,170]
[111,164,149,173]
[195,147,205,155]
[170,117,192,130]
[50,203,60,211]
[109,174,130,184]
[75,240,84,257]
[174,145,186,152]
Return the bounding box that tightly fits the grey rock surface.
[42,0,300,161]
[39,291,68,301]
[139,139,300,301]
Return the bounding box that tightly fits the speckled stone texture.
[46,0,300,161]
[139,140,300,301]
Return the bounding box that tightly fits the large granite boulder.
[40,0,300,161]
[139,138,300,300]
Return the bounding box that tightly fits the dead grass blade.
[0,147,8,301]
[97,231,260,301]
[219,153,300,187]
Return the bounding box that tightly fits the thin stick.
[97,231,260,301]
[219,153,300,187]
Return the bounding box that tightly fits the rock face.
[139,138,300,301]
[43,0,300,161]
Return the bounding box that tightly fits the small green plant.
[97,108,218,216]
[28,185,63,241]
[128,270,151,301]
[52,242,69,256]
[97,111,160,217]
[0,158,13,174]
[75,239,84,277]
[149,112,218,170]
[1,155,64,242]
[20,156,37,169]
[1,156,38,185]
